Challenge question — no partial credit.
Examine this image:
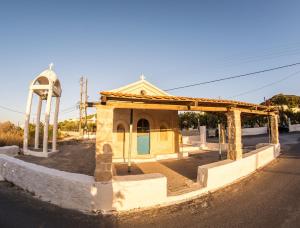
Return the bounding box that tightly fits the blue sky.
[1,0,300,124]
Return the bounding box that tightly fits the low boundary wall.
[0,146,19,157]
[289,123,300,132]
[197,144,280,190]
[242,127,267,136]
[0,154,167,212]
[0,144,280,213]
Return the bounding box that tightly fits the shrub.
[0,122,23,147]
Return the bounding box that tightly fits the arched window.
[137,119,150,133]
[117,124,125,142]
[160,125,168,141]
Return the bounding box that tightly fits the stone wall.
[242,127,267,136]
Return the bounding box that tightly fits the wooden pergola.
[93,91,279,181]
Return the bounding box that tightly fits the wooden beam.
[93,101,271,115]
[229,107,270,116]
[105,101,228,112]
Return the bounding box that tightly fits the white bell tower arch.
[23,64,62,157]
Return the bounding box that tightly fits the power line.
[228,70,300,99]
[0,105,24,115]
[165,62,300,91]
[0,103,78,116]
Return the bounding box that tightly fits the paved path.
[0,133,300,227]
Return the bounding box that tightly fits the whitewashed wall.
[0,146,19,157]
[289,123,300,132]
[197,144,280,190]
[0,144,280,213]
[242,127,267,136]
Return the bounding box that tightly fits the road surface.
[0,133,300,227]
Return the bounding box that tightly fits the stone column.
[52,97,60,152]
[34,96,43,149]
[43,87,53,154]
[270,114,279,144]
[220,123,226,144]
[227,109,242,160]
[95,105,114,182]
[23,89,34,153]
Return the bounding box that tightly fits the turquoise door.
[137,119,150,155]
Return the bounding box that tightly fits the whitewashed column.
[43,87,53,154]
[23,89,34,153]
[199,126,206,148]
[34,97,43,149]
[52,97,60,152]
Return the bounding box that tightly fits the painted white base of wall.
[289,123,300,132]
[197,144,280,190]
[23,149,58,158]
[0,154,96,211]
[242,127,267,136]
[0,144,280,213]
[0,146,19,157]
[113,152,189,163]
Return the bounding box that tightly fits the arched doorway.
[137,118,150,155]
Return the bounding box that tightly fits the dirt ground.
[18,140,96,176]
[17,139,227,193]
[114,151,227,194]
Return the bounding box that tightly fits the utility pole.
[79,77,83,135]
[79,76,88,136]
[84,78,88,135]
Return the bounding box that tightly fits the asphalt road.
[1,133,300,228]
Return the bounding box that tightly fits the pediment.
[110,77,171,96]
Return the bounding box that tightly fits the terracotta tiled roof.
[100,91,273,111]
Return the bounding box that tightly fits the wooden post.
[218,123,222,160]
[128,109,133,172]
[227,109,242,160]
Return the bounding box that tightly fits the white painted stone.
[0,154,96,212]
[0,144,281,213]
[0,146,19,157]
[197,144,280,190]
[289,123,300,132]
[111,173,167,211]
[242,127,267,136]
[256,143,271,149]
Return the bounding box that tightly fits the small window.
[160,125,168,141]
[117,124,125,142]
